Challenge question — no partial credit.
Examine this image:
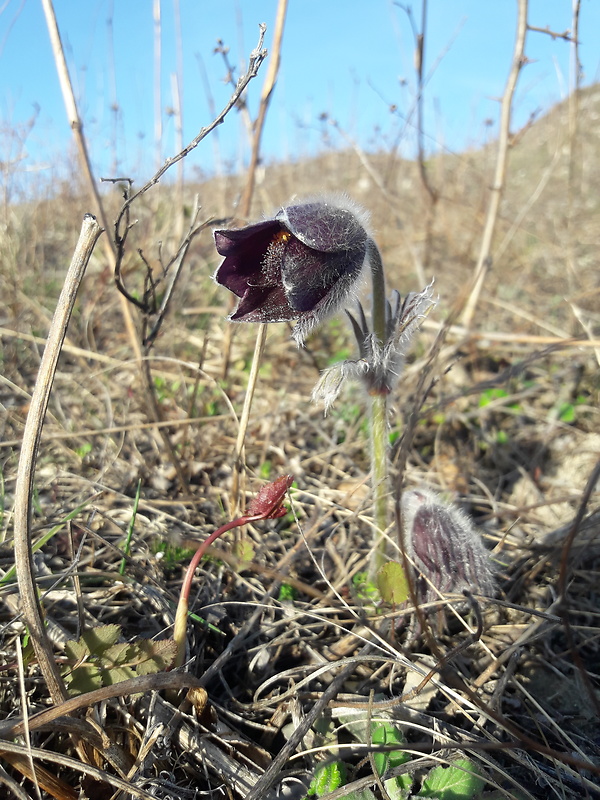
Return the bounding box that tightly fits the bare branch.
[527,24,574,42]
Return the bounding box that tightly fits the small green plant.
[75,442,92,459]
[416,759,485,799]
[303,712,490,800]
[260,459,273,479]
[151,540,196,566]
[152,375,181,403]
[278,583,297,602]
[352,571,381,605]
[62,625,177,696]
[307,761,348,796]
[478,387,520,411]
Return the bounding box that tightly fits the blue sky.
[1,1,599,195]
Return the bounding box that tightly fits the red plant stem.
[180,515,258,600]
[173,513,263,666]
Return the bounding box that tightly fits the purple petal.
[282,239,366,313]
[214,221,284,292]
[214,220,281,257]
[231,285,296,323]
[278,202,367,254]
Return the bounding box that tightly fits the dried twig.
[41,0,141,365]
[229,1,288,514]
[113,24,268,307]
[13,215,103,705]
[461,0,528,329]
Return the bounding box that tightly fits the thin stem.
[230,323,268,514]
[461,0,528,329]
[366,239,390,579]
[173,512,262,667]
[369,393,389,577]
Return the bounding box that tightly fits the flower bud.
[401,489,495,599]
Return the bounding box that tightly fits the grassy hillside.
[0,84,598,799]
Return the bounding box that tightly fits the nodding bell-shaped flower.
[214,197,370,345]
[401,488,496,600]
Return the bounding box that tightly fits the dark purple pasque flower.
[214,198,369,344]
[401,489,495,600]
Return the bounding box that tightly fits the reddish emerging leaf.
[245,475,294,520]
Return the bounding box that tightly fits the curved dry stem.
[13,214,103,705]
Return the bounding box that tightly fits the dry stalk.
[228,0,289,514]
[13,214,103,705]
[40,0,141,366]
[461,0,528,329]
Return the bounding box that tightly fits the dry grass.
[0,85,599,800]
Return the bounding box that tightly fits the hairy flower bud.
[214,197,369,344]
[401,489,495,599]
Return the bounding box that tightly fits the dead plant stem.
[14,214,103,705]
[461,0,528,329]
[40,0,142,366]
[229,0,288,514]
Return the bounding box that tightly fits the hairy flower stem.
[369,392,389,576]
[367,240,390,579]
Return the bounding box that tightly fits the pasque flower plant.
[214,196,434,581]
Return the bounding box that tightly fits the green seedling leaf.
[260,460,272,479]
[371,720,410,775]
[417,759,485,799]
[478,388,508,407]
[383,775,412,800]
[63,625,177,696]
[233,539,255,564]
[65,664,104,695]
[376,562,409,605]
[370,720,413,799]
[557,402,575,423]
[81,624,122,655]
[278,583,297,602]
[389,429,401,445]
[308,761,348,796]
[352,571,380,604]
[134,638,178,675]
